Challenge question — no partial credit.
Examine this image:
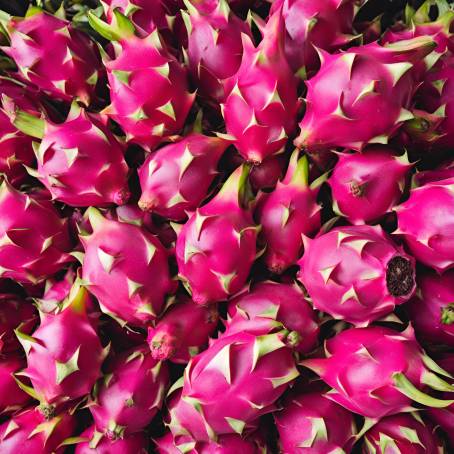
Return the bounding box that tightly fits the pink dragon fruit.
[255,150,321,272]
[328,147,411,224]
[138,133,229,220]
[13,104,130,207]
[427,397,454,447]
[76,425,148,453]
[0,407,75,454]
[406,270,454,347]
[223,281,319,354]
[249,155,284,191]
[220,8,299,164]
[1,8,101,104]
[395,177,454,273]
[147,295,219,363]
[362,413,443,453]
[413,159,454,186]
[274,387,357,453]
[80,208,173,327]
[175,165,258,305]
[294,37,436,152]
[35,268,76,314]
[168,331,298,444]
[88,11,195,150]
[297,225,416,325]
[90,345,169,439]
[0,180,73,284]
[302,326,454,419]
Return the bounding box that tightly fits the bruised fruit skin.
[298,225,416,326]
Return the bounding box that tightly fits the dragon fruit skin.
[302,326,454,419]
[2,10,101,104]
[175,165,258,305]
[395,177,454,273]
[0,180,73,284]
[249,155,284,191]
[328,148,411,224]
[223,281,319,354]
[168,331,298,444]
[406,271,454,347]
[0,407,75,454]
[138,134,229,221]
[255,151,321,272]
[297,225,416,326]
[147,295,219,363]
[90,345,169,439]
[362,413,443,454]
[221,9,299,164]
[274,389,357,453]
[81,208,173,327]
[0,356,32,415]
[427,398,454,447]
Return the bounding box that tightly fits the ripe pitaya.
[138,133,229,221]
[294,37,436,152]
[298,225,416,325]
[0,407,75,454]
[0,180,73,284]
[328,148,411,224]
[175,165,258,305]
[80,208,173,327]
[250,155,284,191]
[255,150,321,272]
[13,104,130,207]
[302,326,454,419]
[362,413,443,453]
[223,281,319,354]
[220,8,299,164]
[147,295,219,363]
[427,397,454,447]
[168,331,298,444]
[1,8,101,104]
[90,345,169,439]
[35,268,76,314]
[88,11,195,150]
[413,159,454,186]
[395,177,454,273]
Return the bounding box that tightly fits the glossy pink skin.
[81,213,172,327]
[0,408,75,454]
[224,281,319,354]
[3,12,100,103]
[427,396,454,447]
[105,34,194,150]
[363,413,442,453]
[0,356,31,415]
[407,271,454,347]
[298,225,416,325]
[275,390,356,453]
[328,148,411,224]
[138,134,229,220]
[0,182,73,284]
[147,296,219,363]
[396,177,454,273]
[303,326,428,418]
[90,345,169,437]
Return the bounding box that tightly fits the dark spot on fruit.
[386,256,414,296]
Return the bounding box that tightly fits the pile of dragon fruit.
[1,0,454,452]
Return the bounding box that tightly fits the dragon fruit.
[302,326,454,419]
[395,177,454,273]
[0,356,32,415]
[220,8,299,164]
[90,345,169,439]
[249,155,284,191]
[255,150,321,272]
[35,268,76,314]
[147,295,219,363]
[328,147,411,224]
[175,165,258,305]
[406,270,454,347]
[362,413,443,453]
[80,208,173,327]
[427,397,454,447]
[168,331,298,444]
[1,8,101,104]
[298,225,416,325]
[138,133,229,221]
[13,103,130,207]
[223,281,319,354]
[0,180,73,284]
[88,10,194,150]
[413,159,454,186]
[294,37,436,152]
